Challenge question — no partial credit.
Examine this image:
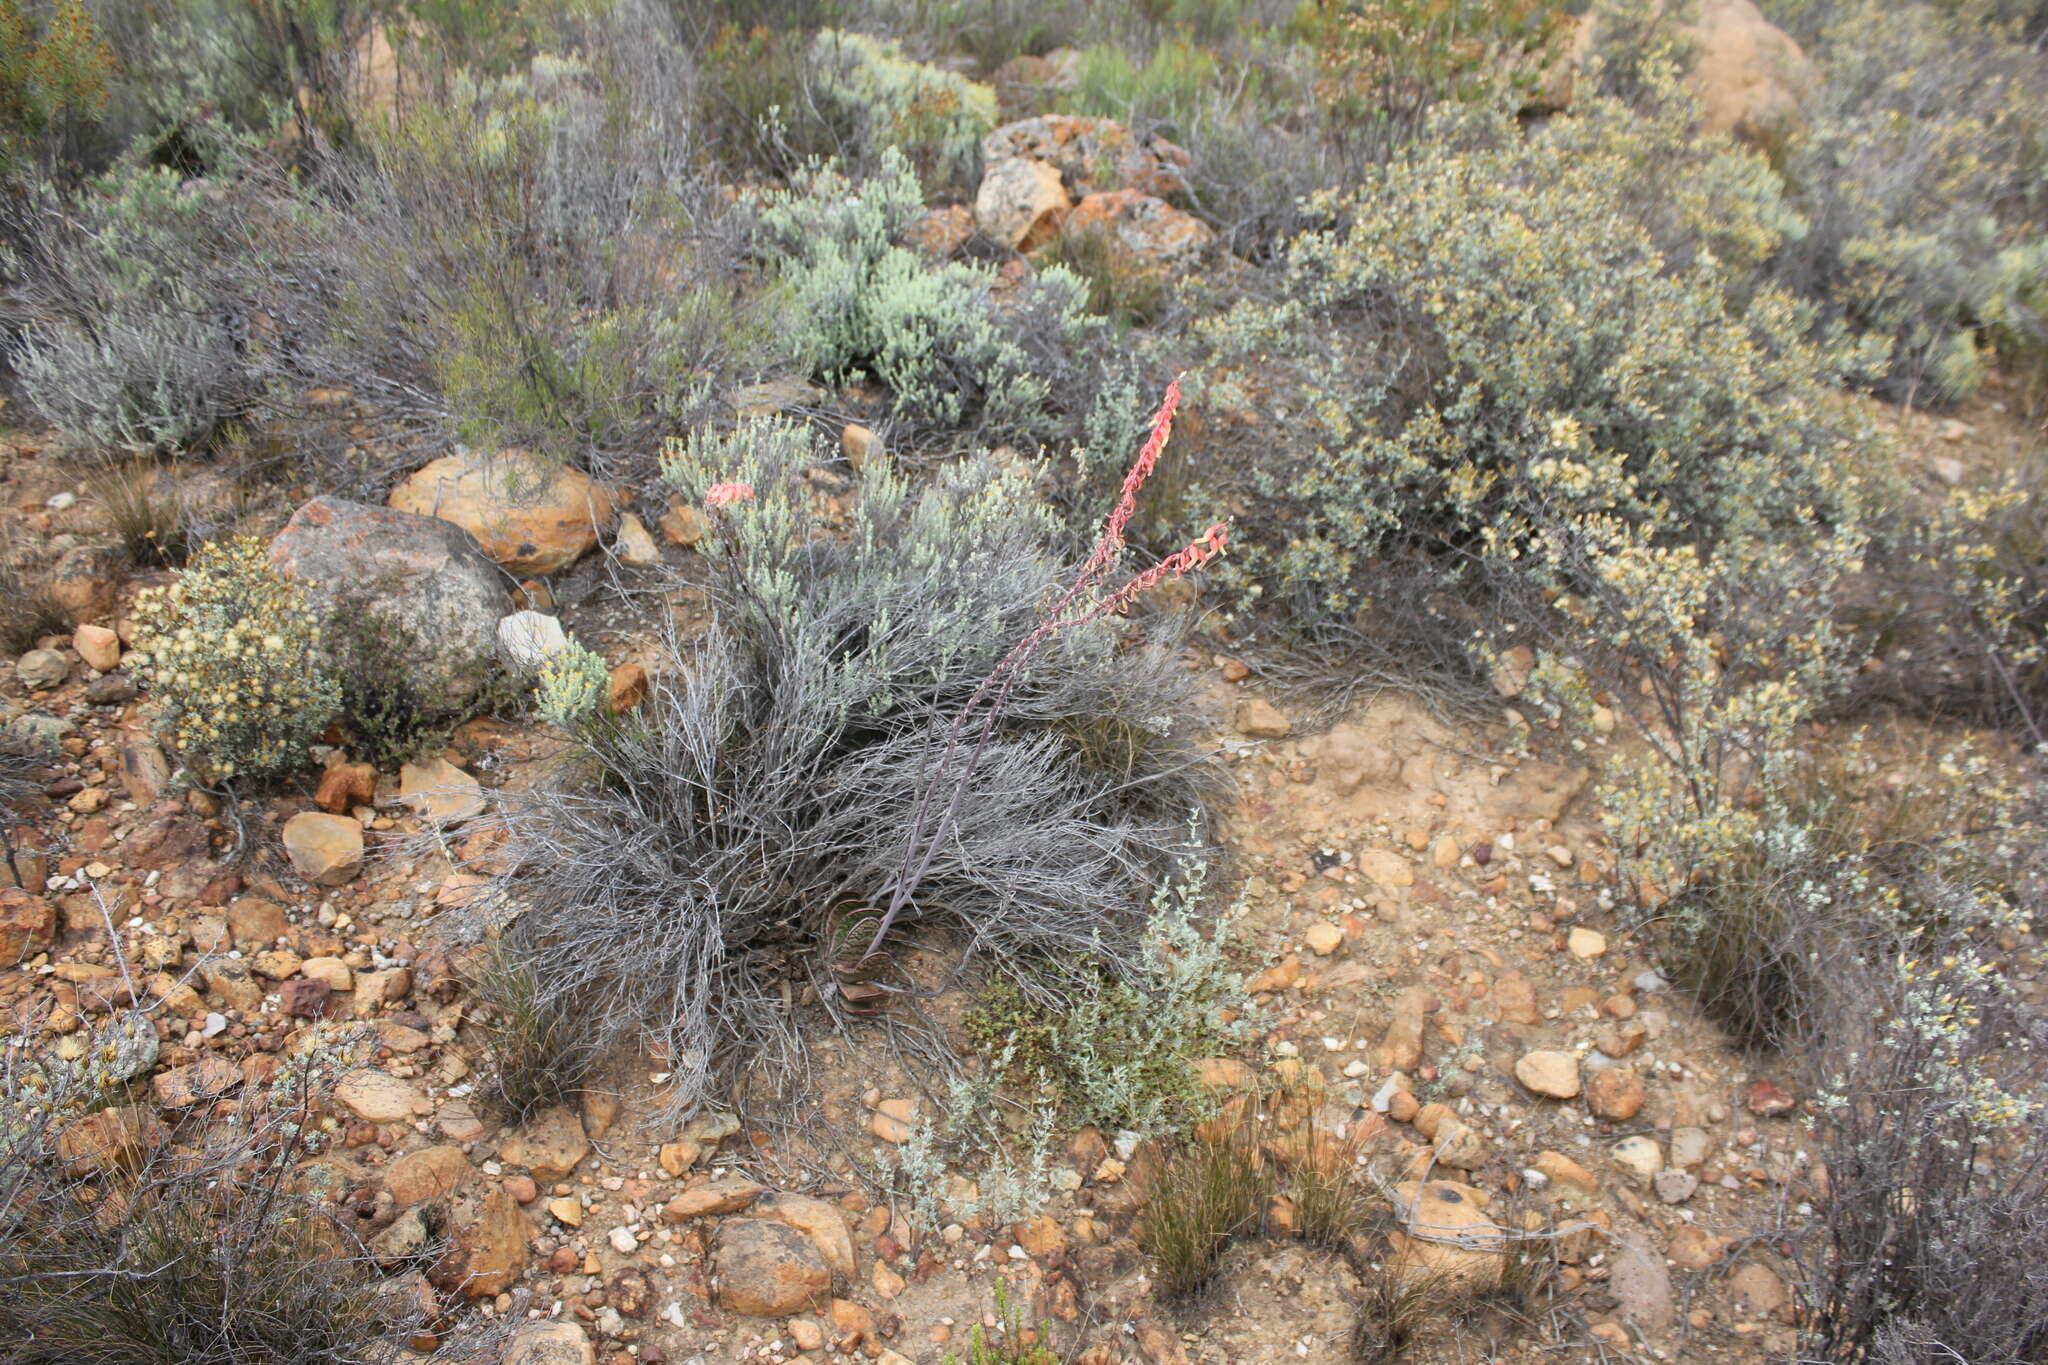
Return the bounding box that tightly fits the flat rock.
[433,1188,528,1299]
[283,811,364,886]
[1610,1231,1675,1337]
[661,1177,767,1222]
[336,1068,431,1123]
[1233,697,1291,739]
[385,1144,473,1203]
[498,1106,589,1182]
[1515,1049,1581,1100]
[399,757,484,826]
[388,451,617,576]
[753,1191,857,1280]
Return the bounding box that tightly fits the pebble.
[1566,927,1607,958]
[1514,1049,1581,1099]
[1612,1134,1664,1185]
[608,1227,638,1254]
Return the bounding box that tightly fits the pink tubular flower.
[703,482,755,508]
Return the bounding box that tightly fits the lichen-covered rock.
[712,1218,832,1317]
[1060,189,1214,269]
[981,115,1191,198]
[270,496,506,704]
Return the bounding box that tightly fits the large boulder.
[387,451,618,576]
[270,496,505,704]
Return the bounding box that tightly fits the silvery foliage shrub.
[806,29,996,186]
[1195,74,1872,651]
[750,147,1104,441]
[1769,0,2048,405]
[472,417,1223,1118]
[5,132,293,456]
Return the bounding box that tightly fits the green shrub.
[0,0,115,182]
[964,860,1252,1136]
[752,148,1105,440]
[129,536,337,782]
[945,1280,1061,1365]
[808,28,996,184]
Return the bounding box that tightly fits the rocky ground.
[0,414,1840,1365]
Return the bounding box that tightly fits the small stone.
[1514,1050,1581,1100]
[497,1107,590,1182]
[278,977,333,1018]
[1745,1079,1796,1116]
[1669,1126,1712,1169]
[73,624,121,671]
[1303,922,1344,956]
[1431,834,1459,869]
[315,762,376,814]
[1611,1135,1664,1185]
[1431,1116,1489,1171]
[1378,986,1432,1071]
[301,956,354,992]
[607,662,648,713]
[658,501,708,548]
[283,812,364,886]
[841,424,883,471]
[548,1196,585,1227]
[608,1226,638,1255]
[16,648,68,691]
[121,738,172,806]
[660,1178,767,1222]
[497,611,569,669]
[1585,1067,1646,1121]
[1530,1150,1598,1193]
[1727,1262,1788,1318]
[1233,697,1291,739]
[1652,1169,1699,1204]
[433,1188,528,1299]
[1566,927,1607,958]
[613,511,660,567]
[868,1097,917,1144]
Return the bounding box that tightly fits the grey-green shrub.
[1769,0,2048,406]
[1194,83,1871,637]
[751,147,1104,440]
[807,28,996,184]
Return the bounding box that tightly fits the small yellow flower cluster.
[535,640,610,730]
[129,537,338,781]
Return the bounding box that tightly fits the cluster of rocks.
[971,115,1214,270]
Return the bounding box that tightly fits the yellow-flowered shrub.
[129,537,337,781]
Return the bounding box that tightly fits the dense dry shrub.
[128,536,337,782]
[471,417,1223,1118]
[295,1,777,479]
[751,148,1106,442]
[1797,911,2048,1362]
[1194,80,1866,670]
[1769,0,2048,406]
[0,1025,457,1365]
[0,0,116,184]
